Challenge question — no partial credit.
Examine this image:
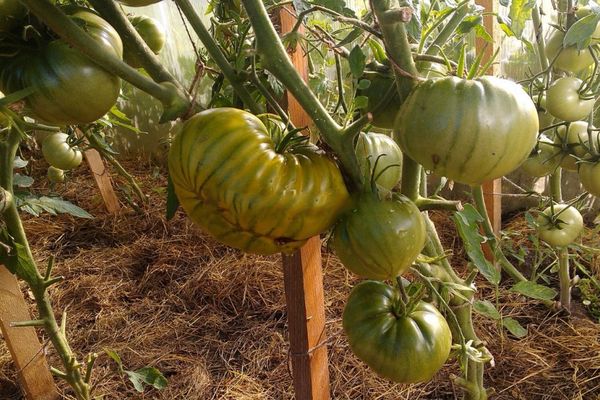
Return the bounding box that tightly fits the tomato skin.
[117,0,162,6]
[124,15,166,68]
[343,280,452,383]
[356,132,402,190]
[537,204,584,247]
[394,76,539,185]
[546,77,594,122]
[0,0,26,32]
[42,133,83,170]
[520,134,562,177]
[331,193,426,280]
[579,162,600,197]
[168,108,350,255]
[545,30,594,73]
[555,121,597,171]
[47,166,65,183]
[0,8,122,125]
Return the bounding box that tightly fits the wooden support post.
[0,265,58,400]
[278,6,331,400]
[83,148,121,214]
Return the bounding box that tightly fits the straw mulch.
[1,160,600,400]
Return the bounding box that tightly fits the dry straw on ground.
[1,160,600,399]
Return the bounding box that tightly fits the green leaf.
[497,15,516,37]
[564,14,600,50]
[13,173,34,188]
[353,95,369,110]
[0,86,36,107]
[337,27,363,47]
[104,349,124,374]
[502,317,528,338]
[126,367,168,392]
[16,195,93,219]
[13,156,28,169]
[457,15,483,34]
[310,0,356,17]
[367,39,388,64]
[508,0,536,38]
[510,281,557,301]
[166,175,179,221]
[348,45,366,79]
[473,300,501,320]
[357,79,371,90]
[452,204,500,285]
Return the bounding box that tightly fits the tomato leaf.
[104,348,125,374]
[348,45,366,79]
[166,174,180,221]
[353,95,369,110]
[13,174,34,188]
[310,0,356,17]
[510,281,557,301]
[367,39,388,64]
[13,156,28,169]
[502,317,528,338]
[473,300,501,320]
[15,194,93,219]
[337,27,363,47]
[457,15,483,34]
[564,13,600,50]
[357,79,371,90]
[507,0,536,38]
[452,205,501,285]
[126,366,168,392]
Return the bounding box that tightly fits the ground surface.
[1,159,600,399]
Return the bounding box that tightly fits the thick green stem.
[18,0,189,122]
[174,0,263,115]
[471,185,528,282]
[550,168,563,202]
[558,247,571,311]
[400,156,422,200]
[532,5,550,72]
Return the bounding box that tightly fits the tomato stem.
[558,247,571,311]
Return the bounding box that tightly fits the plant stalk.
[558,247,571,311]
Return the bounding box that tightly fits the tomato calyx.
[392,277,427,319]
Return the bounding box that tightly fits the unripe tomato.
[117,0,162,6]
[546,77,595,122]
[42,133,83,171]
[357,71,401,130]
[331,193,426,280]
[537,204,584,247]
[555,121,598,171]
[0,0,26,32]
[47,166,65,183]
[356,132,402,190]
[578,162,600,197]
[124,15,166,68]
[545,30,594,73]
[343,280,452,383]
[520,134,562,177]
[534,95,554,129]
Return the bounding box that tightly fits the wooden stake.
[0,265,58,400]
[278,6,331,400]
[83,148,120,214]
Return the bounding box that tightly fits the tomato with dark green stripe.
[393,76,538,185]
[168,108,350,255]
[356,132,402,190]
[343,280,452,383]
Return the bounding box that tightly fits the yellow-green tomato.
[520,134,562,177]
[343,280,452,383]
[168,108,350,255]
[356,132,402,190]
[47,166,65,183]
[42,133,83,170]
[555,121,597,171]
[545,30,594,73]
[331,193,426,280]
[579,162,600,197]
[123,15,166,68]
[545,77,595,122]
[537,204,584,247]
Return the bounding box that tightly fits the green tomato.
[331,193,426,280]
[117,0,162,6]
[343,280,452,383]
[579,162,600,197]
[537,204,584,247]
[546,77,595,122]
[357,71,401,130]
[0,0,26,32]
[533,95,555,129]
[394,76,539,185]
[555,121,598,171]
[42,133,83,170]
[47,166,65,183]
[168,108,350,255]
[124,15,166,68]
[0,8,122,125]
[520,134,562,177]
[545,30,594,73]
[356,132,402,190]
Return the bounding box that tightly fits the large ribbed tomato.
[394,76,538,185]
[42,133,83,171]
[168,108,350,255]
[124,15,166,68]
[0,8,122,125]
[356,132,402,190]
[331,192,425,280]
[343,280,452,383]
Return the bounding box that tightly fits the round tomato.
[545,29,594,73]
[555,121,598,171]
[331,192,425,280]
[546,77,594,122]
[520,134,562,177]
[0,8,122,125]
[47,166,65,183]
[117,0,162,6]
[579,161,600,197]
[343,280,452,383]
[356,132,402,190]
[394,76,538,185]
[357,71,402,130]
[0,0,26,32]
[168,108,350,255]
[124,15,166,68]
[537,203,584,247]
[42,133,83,170]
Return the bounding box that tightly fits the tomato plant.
[42,132,83,171]
[357,70,402,130]
[343,280,452,383]
[124,15,166,68]
[394,76,539,185]
[520,134,562,177]
[168,107,350,255]
[356,132,402,190]
[555,121,597,171]
[117,0,162,6]
[537,204,584,247]
[545,77,595,122]
[545,29,594,73]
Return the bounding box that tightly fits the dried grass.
[1,159,599,399]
